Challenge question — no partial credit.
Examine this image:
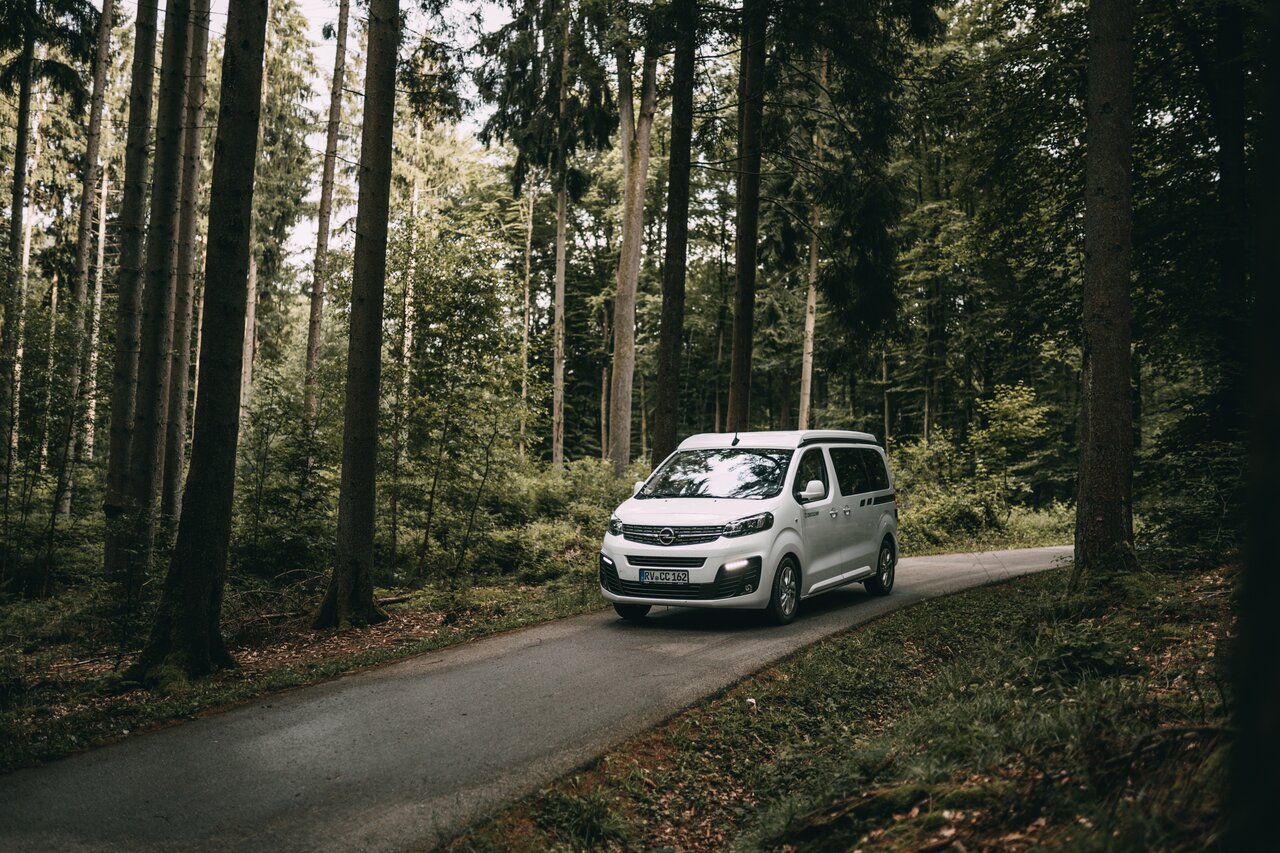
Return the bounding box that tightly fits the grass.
[901,504,1075,557]
[444,560,1231,852]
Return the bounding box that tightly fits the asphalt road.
[0,545,1072,852]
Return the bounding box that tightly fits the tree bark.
[84,125,111,461]
[1,36,36,505]
[1073,0,1137,582]
[651,0,697,466]
[50,0,117,520]
[798,53,828,432]
[303,0,351,429]
[726,0,767,431]
[520,181,535,458]
[1231,2,1279,841]
[551,26,570,471]
[607,32,659,477]
[102,0,159,583]
[314,0,400,630]
[129,0,270,682]
[161,0,212,524]
[239,254,257,419]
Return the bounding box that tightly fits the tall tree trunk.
[798,53,828,432]
[551,27,570,470]
[102,0,159,583]
[161,0,212,523]
[1231,2,1279,841]
[129,0,270,682]
[314,0,400,630]
[520,181,535,458]
[1072,0,1137,582]
[390,123,420,569]
[726,0,767,430]
[239,254,257,419]
[84,126,111,461]
[1,36,35,513]
[607,35,659,477]
[651,0,696,466]
[127,0,193,567]
[51,0,117,520]
[303,0,351,429]
[798,207,820,431]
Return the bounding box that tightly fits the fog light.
[600,554,614,566]
[724,558,750,572]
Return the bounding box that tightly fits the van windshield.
[639,449,792,499]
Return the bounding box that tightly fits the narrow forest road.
[1,545,1071,851]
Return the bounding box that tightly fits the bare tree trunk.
[314,0,400,630]
[102,0,159,583]
[1073,0,1137,583]
[129,0,270,682]
[606,34,659,477]
[239,254,257,420]
[121,0,193,577]
[161,0,212,524]
[651,0,696,465]
[12,91,44,465]
[1231,3,1279,840]
[551,27,570,471]
[726,0,767,431]
[51,0,117,520]
[303,0,351,429]
[882,349,890,443]
[798,53,827,433]
[520,181,535,458]
[1,37,36,488]
[390,123,420,569]
[84,126,111,461]
[798,207,819,431]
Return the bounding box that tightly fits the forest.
[0,0,1274,845]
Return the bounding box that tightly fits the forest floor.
[444,561,1232,852]
[0,516,1072,776]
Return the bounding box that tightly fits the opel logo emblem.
[658,527,675,545]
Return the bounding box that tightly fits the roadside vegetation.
[446,561,1230,852]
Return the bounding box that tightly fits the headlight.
[722,512,773,537]
[608,516,624,536]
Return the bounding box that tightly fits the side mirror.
[798,480,825,502]
[634,480,646,495]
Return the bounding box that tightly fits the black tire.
[864,539,896,596]
[614,602,651,621]
[767,556,801,625]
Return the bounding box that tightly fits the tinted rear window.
[641,449,792,499]
[830,448,870,496]
[861,449,891,491]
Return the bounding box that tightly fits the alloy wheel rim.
[780,565,797,616]
[880,547,893,586]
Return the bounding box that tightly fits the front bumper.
[597,533,773,609]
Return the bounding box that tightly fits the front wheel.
[864,540,896,596]
[614,602,651,621]
[767,557,800,625]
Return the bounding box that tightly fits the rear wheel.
[614,602,651,621]
[864,539,896,595]
[767,557,800,625]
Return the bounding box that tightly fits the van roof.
[676,430,880,451]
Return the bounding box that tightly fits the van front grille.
[626,555,706,568]
[621,524,723,546]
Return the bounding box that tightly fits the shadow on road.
[599,585,883,633]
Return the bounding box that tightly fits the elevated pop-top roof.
[676,430,879,451]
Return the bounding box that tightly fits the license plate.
[639,569,689,584]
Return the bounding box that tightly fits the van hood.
[614,496,780,525]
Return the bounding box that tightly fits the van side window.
[829,447,871,496]
[860,449,891,491]
[793,448,829,501]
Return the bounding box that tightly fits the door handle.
[843,505,851,516]
[829,509,838,518]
